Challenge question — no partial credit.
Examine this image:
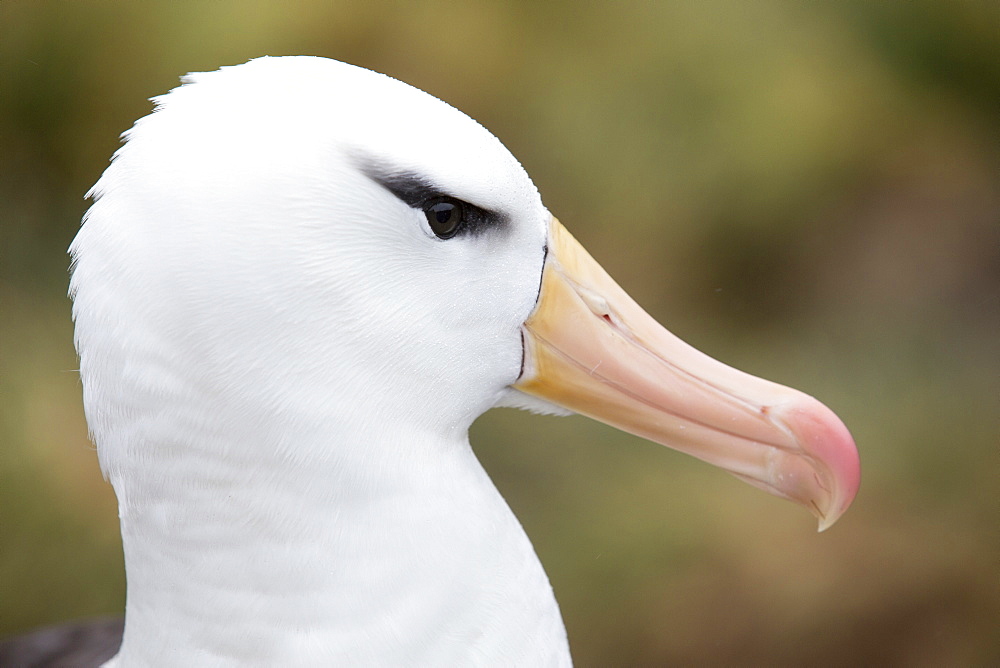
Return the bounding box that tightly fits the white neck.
[105,406,570,666]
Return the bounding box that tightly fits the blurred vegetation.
[2,0,998,665]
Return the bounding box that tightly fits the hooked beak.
[514,217,860,530]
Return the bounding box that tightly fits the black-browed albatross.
[18,56,861,666]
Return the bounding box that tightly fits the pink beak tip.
[781,397,861,532]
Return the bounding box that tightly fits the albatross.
[60,56,859,666]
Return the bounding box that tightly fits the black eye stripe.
[359,160,507,238]
[363,168,439,210]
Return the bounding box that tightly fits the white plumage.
[69,56,858,666]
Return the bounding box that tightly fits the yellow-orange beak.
[514,218,860,530]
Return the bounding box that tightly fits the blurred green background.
[2,0,997,664]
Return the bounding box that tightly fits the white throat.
[108,407,570,665]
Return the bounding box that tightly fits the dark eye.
[423,198,464,239]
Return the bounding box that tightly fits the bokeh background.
[2,1,997,665]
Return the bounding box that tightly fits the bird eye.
[424,198,464,239]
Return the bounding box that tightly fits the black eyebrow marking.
[362,167,440,209]
[358,159,508,237]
